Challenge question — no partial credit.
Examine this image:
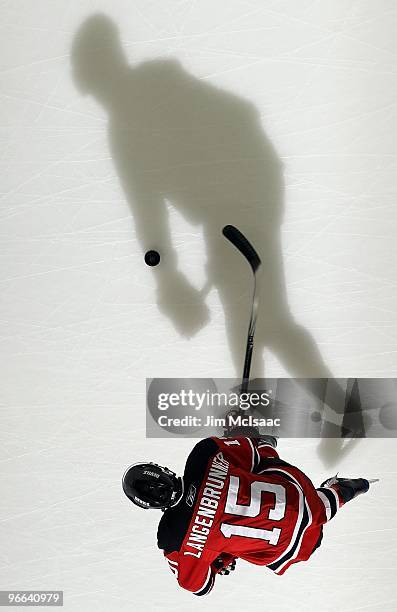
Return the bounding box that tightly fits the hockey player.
[122,435,376,596]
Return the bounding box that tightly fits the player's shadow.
[71,14,361,467]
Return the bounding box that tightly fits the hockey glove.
[213,556,237,576]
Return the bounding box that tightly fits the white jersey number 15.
[220,476,286,545]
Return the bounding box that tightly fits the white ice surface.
[1,2,397,611]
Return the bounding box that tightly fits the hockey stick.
[222,225,262,394]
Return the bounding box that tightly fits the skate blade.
[368,478,379,484]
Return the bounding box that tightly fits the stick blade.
[222,225,261,272]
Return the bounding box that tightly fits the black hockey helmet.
[122,462,183,510]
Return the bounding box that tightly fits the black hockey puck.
[144,250,160,266]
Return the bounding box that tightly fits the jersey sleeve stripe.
[254,445,260,467]
[317,487,338,519]
[259,467,312,574]
[193,567,215,596]
[274,498,312,575]
[246,437,257,472]
[328,485,340,509]
[317,490,332,521]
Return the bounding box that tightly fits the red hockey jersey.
[157,437,330,595]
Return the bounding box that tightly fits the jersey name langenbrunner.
[184,452,229,558]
